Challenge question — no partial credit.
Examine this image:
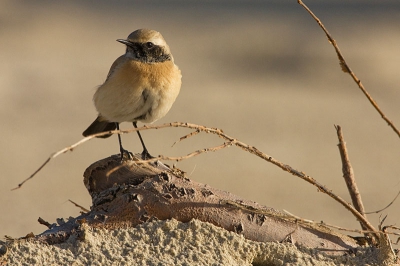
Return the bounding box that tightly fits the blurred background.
[1,0,400,238]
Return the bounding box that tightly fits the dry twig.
[18,122,377,233]
[12,136,97,190]
[335,125,367,232]
[222,200,379,237]
[297,0,400,139]
[364,190,400,215]
[105,142,233,177]
[172,129,201,147]
[68,199,89,213]
[140,142,233,164]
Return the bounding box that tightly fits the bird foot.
[141,149,155,160]
[120,149,134,161]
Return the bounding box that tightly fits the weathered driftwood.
[35,154,360,255]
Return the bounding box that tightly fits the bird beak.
[116,39,134,48]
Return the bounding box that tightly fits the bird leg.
[116,123,133,160]
[133,122,154,160]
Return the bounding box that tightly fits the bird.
[82,29,182,160]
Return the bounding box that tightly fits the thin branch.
[154,123,378,232]
[283,209,377,236]
[68,199,89,213]
[364,190,400,215]
[382,226,400,241]
[105,142,233,177]
[18,122,377,233]
[12,157,51,191]
[12,136,97,190]
[335,125,367,232]
[172,129,200,147]
[221,199,376,236]
[140,142,233,164]
[385,225,400,232]
[379,215,388,231]
[297,0,400,139]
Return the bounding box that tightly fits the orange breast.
[94,58,181,123]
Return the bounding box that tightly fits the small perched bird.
[82,29,182,159]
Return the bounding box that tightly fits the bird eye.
[146,42,154,48]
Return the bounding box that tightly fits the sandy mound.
[2,219,380,266]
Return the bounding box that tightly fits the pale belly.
[93,60,181,124]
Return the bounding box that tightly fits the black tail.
[82,116,116,138]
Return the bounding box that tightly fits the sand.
[2,219,382,266]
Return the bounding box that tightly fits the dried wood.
[36,154,359,255]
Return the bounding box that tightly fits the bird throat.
[127,43,171,64]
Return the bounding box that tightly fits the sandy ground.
[2,219,381,266]
[1,0,400,258]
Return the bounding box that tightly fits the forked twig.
[140,142,233,164]
[297,0,400,139]
[105,142,233,177]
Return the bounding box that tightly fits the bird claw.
[120,149,134,161]
[141,149,154,160]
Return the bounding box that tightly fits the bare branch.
[18,122,377,233]
[365,190,400,215]
[68,199,89,213]
[335,125,367,232]
[105,141,233,177]
[379,215,388,231]
[141,142,233,164]
[222,200,377,237]
[297,0,400,138]
[152,123,379,232]
[12,136,96,190]
[172,129,201,147]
